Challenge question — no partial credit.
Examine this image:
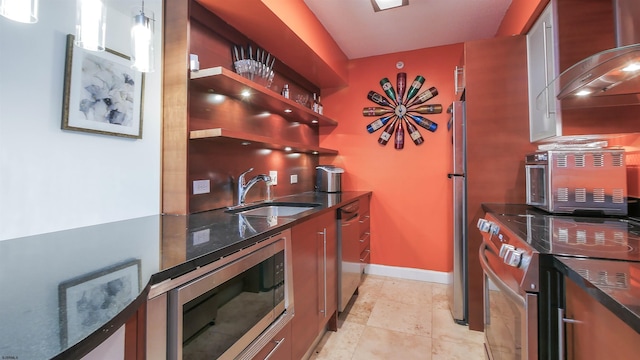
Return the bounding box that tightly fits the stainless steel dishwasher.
[337,201,361,312]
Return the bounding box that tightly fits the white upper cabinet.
[527,4,561,142]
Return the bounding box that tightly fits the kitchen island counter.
[0,191,371,360]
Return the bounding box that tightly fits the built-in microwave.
[146,229,293,360]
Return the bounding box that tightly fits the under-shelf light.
[284,109,292,113]
[311,119,319,124]
[575,89,592,96]
[622,63,640,72]
[241,89,251,97]
[284,147,292,152]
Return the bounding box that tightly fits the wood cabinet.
[358,194,371,279]
[563,277,640,359]
[250,321,292,360]
[465,35,537,331]
[290,211,338,359]
[526,0,638,142]
[527,3,560,142]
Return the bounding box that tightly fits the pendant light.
[0,0,39,23]
[131,1,154,73]
[75,0,107,51]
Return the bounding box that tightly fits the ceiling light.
[131,1,154,72]
[0,0,38,23]
[75,0,107,51]
[371,0,408,12]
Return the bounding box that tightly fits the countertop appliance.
[477,204,640,359]
[146,230,293,360]
[337,201,361,312]
[316,165,344,193]
[446,100,468,324]
[525,149,627,216]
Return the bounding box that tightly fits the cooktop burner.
[495,210,640,262]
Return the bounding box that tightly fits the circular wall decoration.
[363,72,442,149]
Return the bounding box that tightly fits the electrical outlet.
[193,180,210,194]
[269,170,278,185]
[290,174,298,184]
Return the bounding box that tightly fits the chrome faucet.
[237,168,272,205]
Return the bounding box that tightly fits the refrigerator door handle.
[447,173,465,178]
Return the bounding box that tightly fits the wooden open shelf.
[190,67,338,127]
[190,128,338,155]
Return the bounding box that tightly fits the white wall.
[0,0,163,240]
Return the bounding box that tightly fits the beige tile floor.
[310,275,485,360]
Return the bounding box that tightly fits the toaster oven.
[525,149,627,216]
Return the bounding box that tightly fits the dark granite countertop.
[0,191,370,360]
[553,256,640,333]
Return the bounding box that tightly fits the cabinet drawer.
[359,232,370,253]
[251,321,291,360]
[359,247,370,264]
[359,213,370,237]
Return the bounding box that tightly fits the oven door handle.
[479,243,526,307]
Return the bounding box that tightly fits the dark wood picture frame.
[58,258,142,349]
[61,34,144,139]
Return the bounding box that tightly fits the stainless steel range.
[477,204,640,360]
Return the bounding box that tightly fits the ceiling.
[303,0,513,59]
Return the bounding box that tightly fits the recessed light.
[284,147,292,152]
[371,0,408,12]
[241,89,251,97]
[241,142,251,146]
[311,119,319,124]
[622,63,640,72]
[284,108,292,113]
[575,89,592,96]
[312,151,319,155]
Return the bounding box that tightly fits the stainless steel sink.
[226,202,321,217]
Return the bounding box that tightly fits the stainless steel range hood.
[555,0,640,101]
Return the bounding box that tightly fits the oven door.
[480,243,538,360]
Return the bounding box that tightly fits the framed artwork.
[58,258,141,349]
[61,34,144,139]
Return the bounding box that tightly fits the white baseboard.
[365,264,452,285]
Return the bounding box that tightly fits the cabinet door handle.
[542,21,552,118]
[558,308,583,360]
[318,228,327,316]
[263,337,286,360]
[454,66,459,95]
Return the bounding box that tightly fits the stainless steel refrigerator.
[446,100,467,325]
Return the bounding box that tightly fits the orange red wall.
[320,45,463,272]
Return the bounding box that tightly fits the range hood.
[555,0,640,101]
